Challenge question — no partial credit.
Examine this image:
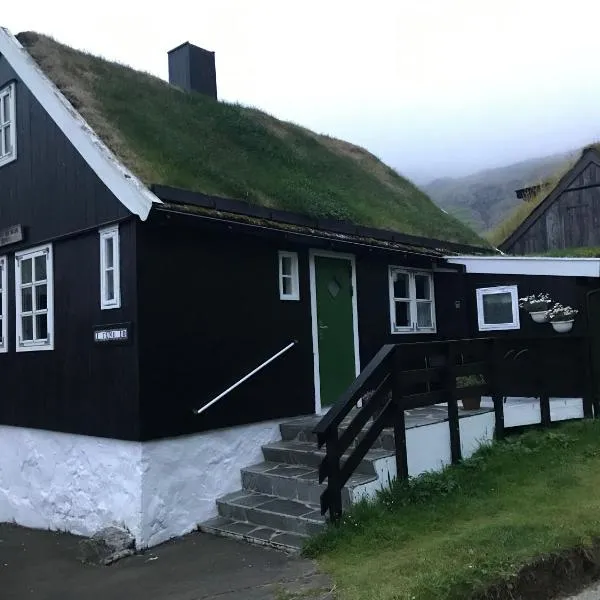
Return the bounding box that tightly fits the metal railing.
[193,340,298,416]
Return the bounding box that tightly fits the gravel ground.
[565,582,600,600]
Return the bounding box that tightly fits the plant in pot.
[457,374,486,410]
[547,303,578,333]
[519,293,552,323]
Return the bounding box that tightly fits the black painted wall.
[0,55,139,439]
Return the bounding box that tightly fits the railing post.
[488,340,505,440]
[392,349,409,481]
[583,335,595,419]
[446,342,461,464]
[325,428,343,523]
[536,339,551,428]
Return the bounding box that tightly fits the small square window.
[278,251,299,301]
[476,285,520,331]
[99,225,121,309]
[0,83,17,168]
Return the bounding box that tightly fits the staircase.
[199,414,395,552]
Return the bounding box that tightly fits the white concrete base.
[481,397,584,428]
[347,410,496,503]
[0,421,281,548]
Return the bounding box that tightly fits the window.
[476,285,520,331]
[100,225,121,309]
[15,244,54,351]
[0,83,16,167]
[0,256,6,352]
[389,267,436,333]
[278,251,299,300]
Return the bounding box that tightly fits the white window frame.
[278,251,300,301]
[15,244,54,352]
[99,225,121,310]
[0,256,6,353]
[476,285,520,331]
[0,82,17,168]
[388,267,436,334]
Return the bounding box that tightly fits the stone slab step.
[199,516,308,553]
[262,440,393,475]
[241,461,377,506]
[217,490,326,536]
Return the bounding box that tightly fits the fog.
[5,0,600,183]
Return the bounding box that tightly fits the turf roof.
[17,31,487,247]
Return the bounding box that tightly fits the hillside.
[422,151,577,235]
[16,31,485,247]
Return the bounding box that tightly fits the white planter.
[529,310,549,323]
[551,320,574,333]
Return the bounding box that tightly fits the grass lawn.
[305,420,600,599]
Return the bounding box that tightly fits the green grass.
[305,421,600,599]
[534,246,600,258]
[18,32,487,247]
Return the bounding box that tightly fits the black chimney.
[168,42,217,99]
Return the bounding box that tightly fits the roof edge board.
[0,27,161,220]
[445,255,600,278]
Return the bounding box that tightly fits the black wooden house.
[1,28,595,550]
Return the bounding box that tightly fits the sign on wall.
[0,225,24,248]
[93,323,132,345]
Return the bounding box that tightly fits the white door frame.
[309,249,361,414]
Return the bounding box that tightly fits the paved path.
[0,524,332,600]
[566,582,600,600]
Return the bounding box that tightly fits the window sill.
[16,342,54,352]
[478,323,520,332]
[101,302,122,310]
[391,328,437,335]
[0,154,16,168]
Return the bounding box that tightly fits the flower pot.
[551,320,574,333]
[461,396,482,410]
[530,310,549,323]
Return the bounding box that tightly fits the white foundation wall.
[0,425,143,539]
[140,420,282,548]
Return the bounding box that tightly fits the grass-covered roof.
[18,32,487,247]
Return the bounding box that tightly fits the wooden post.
[540,394,551,428]
[325,429,343,522]
[392,359,409,481]
[537,339,551,428]
[488,339,505,440]
[583,336,595,419]
[446,343,461,464]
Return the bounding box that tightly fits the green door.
[314,255,357,407]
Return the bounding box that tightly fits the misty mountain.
[421,151,577,234]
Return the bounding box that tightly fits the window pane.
[392,272,409,298]
[21,258,32,284]
[105,237,114,269]
[105,270,115,301]
[482,292,514,324]
[282,276,292,296]
[35,314,48,340]
[415,275,431,300]
[2,125,11,155]
[22,286,32,312]
[2,94,9,123]
[416,301,433,328]
[22,315,33,341]
[34,255,47,281]
[35,284,47,310]
[394,301,410,328]
[281,255,292,277]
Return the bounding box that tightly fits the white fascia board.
[0,28,161,220]
[445,256,600,278]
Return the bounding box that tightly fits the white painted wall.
[0,425,143,539]
[140,420,281,547]
[481,397,584,428]
[0,420,281,548]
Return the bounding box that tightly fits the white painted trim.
[15,243,54,352]
[278,251,300,301]
[476,285,520,332]
[0,82,17,168]
[446,255,600,277]
[0,256,6,352]
[0,28,160,220]
[309,249,361,414]
[388,266,437,334]
[99,225,121,310]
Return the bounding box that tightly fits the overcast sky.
[4,0,600,183]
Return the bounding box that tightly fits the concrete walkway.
[566,581,600,599]
[0,524,332,600]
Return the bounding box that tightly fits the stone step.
[262,439,393,475]
[199,516,308,553]
[241,461,377,507]
[216,490,325,536]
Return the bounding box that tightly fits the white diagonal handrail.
[193,340,298,416]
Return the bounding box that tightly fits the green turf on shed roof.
[17,31,487,247]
